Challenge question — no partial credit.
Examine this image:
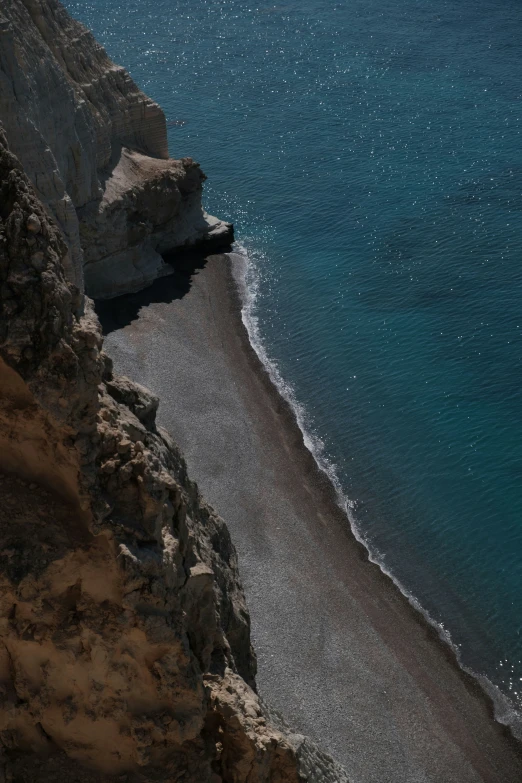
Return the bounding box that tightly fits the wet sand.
[99,253,522,783]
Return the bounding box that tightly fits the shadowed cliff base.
[94,246,233,334]
[103,253,522,783]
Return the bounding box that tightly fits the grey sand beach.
[100,253,522,783]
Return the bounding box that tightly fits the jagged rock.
[0,119,349,782]
[0,0,233,296]
[105,375,160,430]
[80,148,233,298]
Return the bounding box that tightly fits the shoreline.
[99,252,522,782]
[228,249,522,746]
[231,246,522,741]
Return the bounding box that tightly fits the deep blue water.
[66,0,522,722]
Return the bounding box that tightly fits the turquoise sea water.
[66,0,522,725]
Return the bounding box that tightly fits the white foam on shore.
[230,241,522,740]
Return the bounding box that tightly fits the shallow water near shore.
[67,0,522,729]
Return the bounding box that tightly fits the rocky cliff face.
[0,129,349,783]
[0,2,349,781]
[0,0,232,298]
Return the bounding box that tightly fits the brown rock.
[0,127,347,783]
[26,213,41,233]
[117,438,132,454]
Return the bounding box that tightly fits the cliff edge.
[0,1,349,781]
[0,123,349,783]
[0,0,233,298]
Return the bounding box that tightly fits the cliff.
[0,2,349,781]
[0,0,233,298]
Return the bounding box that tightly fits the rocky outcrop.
[0,126,349,781]
[0,0,232,297]
[79,149,233,299]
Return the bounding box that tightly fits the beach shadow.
[94,248,228,335]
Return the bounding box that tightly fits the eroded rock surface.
[0,123,349,781]
[79,149,232,298]
[0,0,232,296]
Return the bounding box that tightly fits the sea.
[65,0,522,731]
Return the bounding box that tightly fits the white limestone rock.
[0,0,232,296]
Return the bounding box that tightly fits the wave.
[230,240,522,741]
